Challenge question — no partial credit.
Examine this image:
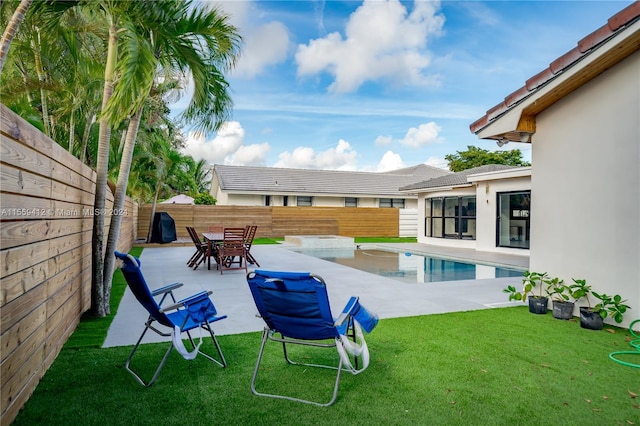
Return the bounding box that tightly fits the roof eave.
[473,15,640,143]
[467,166,532,183]
[401,183,474,194]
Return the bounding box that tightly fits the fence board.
[0,134,52,178]
[137,205,399,240]
[0,103,136,425]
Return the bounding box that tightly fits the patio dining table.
[203,232,224,270]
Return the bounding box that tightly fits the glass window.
[380,198,405,208]
[297,196,312,206]
[432,215,443,238]
[425,196,476,240]
[283,196,288,206]
[461,196,476,217]
[497,191,530,249]
[345,197,358,207]
[432,198,442,217]
[264,195,271,206]
[444,197,458,217]
[444,218,457,238]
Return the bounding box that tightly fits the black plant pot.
[579,307,604,330]
[528,296,548,314]
[552,301,575,320]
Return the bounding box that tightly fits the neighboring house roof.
[469,2,640,142]
[400,164,520,192]
[213,164,451,197]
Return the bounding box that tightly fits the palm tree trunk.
[32,28,50,137]
[0,0,33,75]
[68,107,76,154]
[102,107,143,314]
[147,183,162,243]
[80,113,96,164]
[91,19,118,318]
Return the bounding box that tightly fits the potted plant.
[570,278,631,330]
[592,292,631,323]
[545,277,574,320]
[570,278,601,329]
[503,271,550,314]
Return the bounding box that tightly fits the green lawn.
[12,246,639,425]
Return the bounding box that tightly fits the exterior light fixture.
[519,132,532,143]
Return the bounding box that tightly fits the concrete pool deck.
[103,243,529,348]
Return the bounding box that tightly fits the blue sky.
[177,0,633,171]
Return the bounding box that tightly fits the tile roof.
[213,164,451,197]
[469,2,640,137]
[399,164,520,192]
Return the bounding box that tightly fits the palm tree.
[90,0,129,317]
[0,0,33,75]
[188,158,213,194]
[101,0,241,309]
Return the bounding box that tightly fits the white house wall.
[212,193,415,209]
[531,51,639,328]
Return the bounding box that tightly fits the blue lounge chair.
[246,270,378,406]
[115,251,227,386]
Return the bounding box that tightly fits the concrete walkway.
[103,243,529,348]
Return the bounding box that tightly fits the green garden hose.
[609,319,640,368]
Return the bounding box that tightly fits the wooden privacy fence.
[138,204,400,240]
[0,104,137,424]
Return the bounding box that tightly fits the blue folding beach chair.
[115,251,227,386]
[246,270,378,406]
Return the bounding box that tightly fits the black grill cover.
[151,212,177,243]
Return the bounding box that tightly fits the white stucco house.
[400,164,531,255]
[209,163,450,209]
[469,3,639,328]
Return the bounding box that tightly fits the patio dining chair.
[186,226,208,270]
[246,270,378,406]
[217,227,248,274]
[244,225,260,267]
[114,251,227,387]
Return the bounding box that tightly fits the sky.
[175,0,634,172]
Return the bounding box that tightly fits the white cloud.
[233,21,290,78]
[213,1,291,79]
[376,150,406,172]
[375,135,393,146]
[375,121,442,149]
[182,121,269,166]
[274,139,358,170]
[398,121,442,148]
[424,156,449,170]
[295,0,445,93]
[227,143,270,166]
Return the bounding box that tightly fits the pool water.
[294,248,524,284]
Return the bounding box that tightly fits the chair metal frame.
[246,270,364,406]
[115,251,227,387]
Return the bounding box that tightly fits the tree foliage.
[445,145,530,172]
[194,193,216,205]
[1,0,241,317]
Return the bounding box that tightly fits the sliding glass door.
[497,191,530,249]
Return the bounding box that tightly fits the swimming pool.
[292,248,524,284]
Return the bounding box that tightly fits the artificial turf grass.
[14,307,639,425]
